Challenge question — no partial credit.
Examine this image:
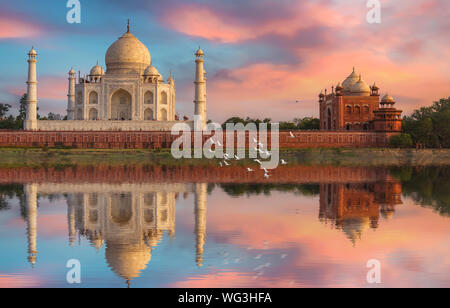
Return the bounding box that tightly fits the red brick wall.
[0,130,394,149]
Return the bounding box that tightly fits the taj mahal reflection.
[23,183,208,284]
[21,176,404,283]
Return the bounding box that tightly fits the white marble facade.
[24,22,207,131]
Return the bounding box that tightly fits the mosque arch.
[89,91,98,105]
[144,108,154,120]
[76,108,83,120]
[160,108,168,121]
[89,108,98,120]
[161,91,168,105]
[76,91,83,105]
[144,91,153,105]
[110,89,132,120]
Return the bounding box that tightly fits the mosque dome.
[144,65,160,77]
[342,67,359,92]
[381,93,395,104]
[90,64,105,76]
[350,75,371,96]
[105,243,151,281]
[105,29,151,75]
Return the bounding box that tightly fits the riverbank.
[0,147,449,168]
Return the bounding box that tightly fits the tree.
[390,133,413,148]
[0,103,11,118]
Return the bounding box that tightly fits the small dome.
[90,65,104,76]
[350,75,371,95]
[195,47,204,57]
[28,48,37,56]
[372,82,379,90]
[381,93,395,103]
[336,82,343,90]
[144,65,160,77]
[68,68,75,75]
[342,67,359,92]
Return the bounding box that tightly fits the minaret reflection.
[24,184,38,267]
[194,183,207,267]
[319,181,403,245]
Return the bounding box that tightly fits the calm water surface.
[0,165,449,288]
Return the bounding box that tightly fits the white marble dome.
[90,64,104,76]
[342,68,359,92]
[350,75,371,96]
[144,65,160,76]
[105,31,151,75]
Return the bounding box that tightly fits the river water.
[0,165,448,288]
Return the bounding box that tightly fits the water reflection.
[23,183,208,284]
[319,182,402,245]
[1,165,449,287]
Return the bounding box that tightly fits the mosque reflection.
[21,177,403,283]
[319,181,402,245]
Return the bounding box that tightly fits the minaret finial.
[127,19,130,33]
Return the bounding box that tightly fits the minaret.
[194,47,207,131]
[67,194,76,246]
[194,183,207,267]
[67,68,76,120]
[24,47,38,130]
[25,184,38,267]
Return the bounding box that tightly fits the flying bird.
[247,168,254,172]
[281,159,288,165]
[254,159,262,165]
[289,131,295,138]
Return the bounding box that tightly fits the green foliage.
[221,116,319,131]
[390,133,413,148]
[0,103,12,118]
[391,166,450,216]
[402,97,450,148]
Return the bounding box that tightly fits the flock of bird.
[209,132,295,178]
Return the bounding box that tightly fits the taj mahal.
[24,21,207,131]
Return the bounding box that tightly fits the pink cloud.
[0,16,43,39]
[7,76,67,101]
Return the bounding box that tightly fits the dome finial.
[127,19,130,33]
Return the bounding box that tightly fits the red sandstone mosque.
[319,68,402,132]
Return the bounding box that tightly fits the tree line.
[390,97,450,148]
[0,94,65,130]
[219,117,320,130]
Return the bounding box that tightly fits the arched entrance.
[111,89,132,120]
[89,108,98,120]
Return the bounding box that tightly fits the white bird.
[217,140,223,146]
[254,159,262,165]
[253,138,258,143]
[247,168,254,172]
[289,131,295,138]
[264,173,270,179]
[219,162,223,167]
[281,159,288,165]
[258,142,264,148]
[224,153,230,159]
[263,168,269,173]
[234,155,240,160]
[223,160,230,166]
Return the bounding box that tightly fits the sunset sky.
[0,0,449,121]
